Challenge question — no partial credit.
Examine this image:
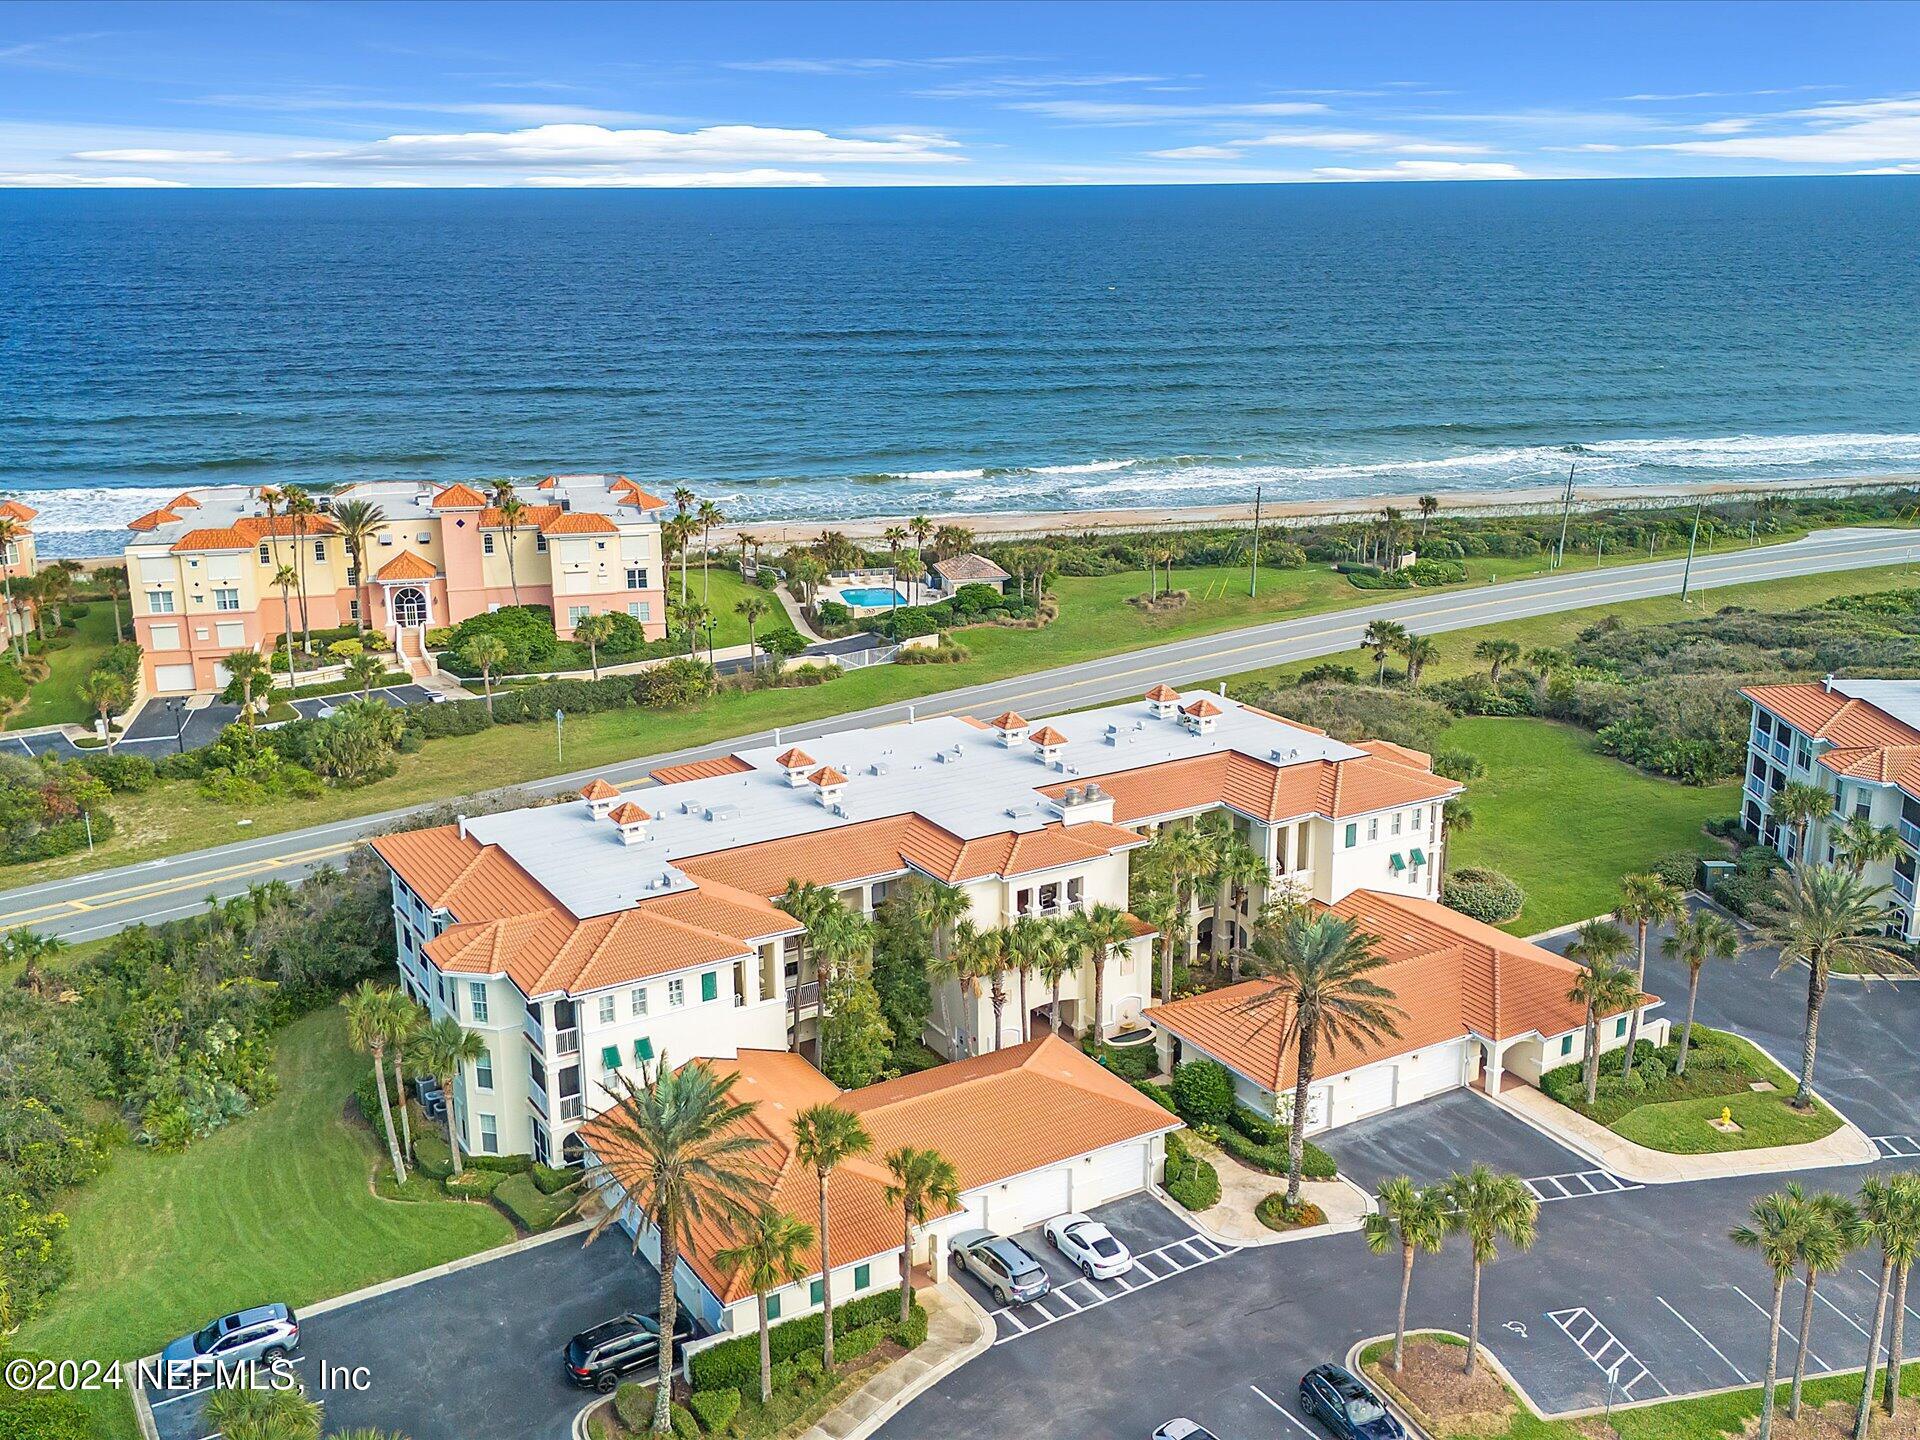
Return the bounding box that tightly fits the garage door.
[1330,1062,1398,1129]
[987,1166,1073,1234]
[1397,1041,1469,1106]
[154,663,195,694]
[1073,1142,1150,1212]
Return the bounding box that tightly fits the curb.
[301,1218,594,1320]
[1148,1179,1372,1250]
[807,1283,996,1440]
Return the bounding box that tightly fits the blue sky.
[4,0,1918,187]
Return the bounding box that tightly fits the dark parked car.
[563,1311,697,1393]
[1299,1364,1405,1440]
[949,1228,1052,1306]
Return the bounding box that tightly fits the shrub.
[1441,867,1525,924]
[532,1162,579,1195]
[463,1153,534,1175]
[836,1318,890,1364]
[891,1304,930,1348]
[1638,1056,1669,1087]
[1171,1059,1236,1126]
[613,1383,652,1431]
[438,605,563,675]
[1163,1133,1220,1212]
[687,1388,740,1434]
[1256,1195,1328,1231]
[79,752,158,793]
[634,659,715,710]
[1133,1079,1177,1111]
[1407,559,1466,586]
[444,1168,505,1199]
[1233,680,1455,753]
[412,1131,454,1181]
[495,1171,575,1231]
[0,1387,94,1440]
[688,1289,911,1392]
[1651,852,1704,890]
[1083,1037,1158,1082]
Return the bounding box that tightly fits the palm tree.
[1204,826,1268,978]
[884,1146,960,1322]
[696,499,725,601]
[1147,823,1214,964]
[1034,920,1078,1036]
[1081,903,1135,1045]
[1446,1164,1538,1378]
[896,550,926,602]
[284,488,317,652]
[202,1380,323,1440]
[934,919,999,1056]
[33,561,70,629]
[673,485,695,516]
[882,525,908,561]
[713,1205,815,1403]
[1769,781,1832,863]
[495,491,528,607]
[1757,864,1905,1108]
[577,1058,767,1435]
[1564,918,1634,1104]
[272,563,300,686]
[331,498,386,637]
[965,923,1011,1051]
[1360,619,1408,684]
[680,601,712,664]
[258,484,286,574]
[1787,1188,1862,1419]
[1734,1187,1813,1440]
[79,668,130,751]
[343,981,407,1182]
[791,1103,872,1369]
[414,1014,487,1177]
[573,612,615,679]
[224,649,269,724]
[1401,634,1438,688]
[1417,494,1440,540]
[464,634,507,717]
[1615,873,1686,1071]
[1473,638,1520,680]
[778,880,841,1047]
[1833,813,1902,876]
[1438,799,1472,888]
[1364,1175,1449,1374]
[908,514,933,551]
[1868,1172,1920,1428]
[667,513,698,604]
[379,989,423,1163]
[1663,911,1741,1075]
[347,650,385,699]
[1134,887,1182,1009]
[1235,912,1403,1207]
[735,594,771,673]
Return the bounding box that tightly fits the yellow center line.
[0,840,358,927]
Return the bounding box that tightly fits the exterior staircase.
[397,626,432,681]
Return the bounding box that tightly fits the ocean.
[3,178,1919,557]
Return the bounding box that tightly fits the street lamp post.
[167,698,187,755]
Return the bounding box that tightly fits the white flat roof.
[1830,678,1920,736]
[463,691,1362,919]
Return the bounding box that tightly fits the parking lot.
[145,1229,656,1440]
[5,685,440,760]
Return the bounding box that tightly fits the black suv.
[1299,1363,1405,1440]
[563,1311,697,1392]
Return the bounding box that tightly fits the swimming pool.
[839,587,908,607]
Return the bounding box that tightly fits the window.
[598,994,616,1024]
[1391,812,1403,836]
[633,1036,654,1064]
[469,981,489,1021]
[1561,1034,1574,1057]
[1344,822,1358,848]
[529,1052,547,1092]
[535,533,548,552]
[313,540,326,562]
[854,1263,871,1290]
[213,588,240,611]
[629,601,652,623]
[766,1292,782,1320]
[1067,876,1084,907]
[146,589,175,613]
[1367,817,1379,842]
[348,598,359,620]
[483,532,496,555]
[809,1279,823,1306]
[1015,887,1033,916]
[345,567,357,586]
[701,971,719,1003]
[150,623,180,649]
[668,978,686,1008]
[1614,1016,1629,1038]
[258,543,271,564]
[479,1114,498,1154]
[626,566,648,589]
[475,1050,493,1090]
[569,606,590,626]
[630,986,648,1016]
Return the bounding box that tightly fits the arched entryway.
[392,586,428,628]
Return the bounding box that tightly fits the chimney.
[580,777,621,820]
[1145,684,1180,721]
[988,711,1029,748]
[775,747,816,788]
[608,801,651,846]
[809,765,848,808]
[1029,725,1068,767]
[1180,698,1222,736]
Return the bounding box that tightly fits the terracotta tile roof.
[432,483,489,508]
[1181,698,1223,718]
[0,501,39,522]
[774,748,815,768]
[580,778,622,801]
[166,493,200,509]
[1040,749,1458,826]
[583,1036,1177,1305]
[1144,684,1181,702]
[479,504,563,529]
[129,508,181,533]
[1146,889,1649,1092]
[535,477,558,490]
[235,514,336,540]
[931,552,1011,585]
[808,766,849,787]
[169,527,255,553]
[650,755,754,784]
[624,489,669,511]
[542,511,620,535]
[1356,739,1433,769]
[1028,725,1068,747]
[1743,682,1920,749]
[988,711,1027,730]
[608,801,651,824]
[374,549,439,581]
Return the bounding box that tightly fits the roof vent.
[868,761,890,777]
[704,803,740,823]
[1062,786,1083,804]
[1270,746,1300,763]
[1084,782,1106,800]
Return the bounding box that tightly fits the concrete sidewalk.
[801,1283,991,1440]
[1489,1081,1880,1183]
[1188,1137,1371,1245]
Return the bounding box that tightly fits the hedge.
[687,1388,740,1434]
[495,1171,577,1231]
[1083,1037,1159,1082]
[688,1289,913,1392]
[463,1152,534,1175]
[444,1168,506,1199]
[1440,867,1525,925]
[412,1131,455,1181]
[0,1386,93,1440]
[1163,1132,1219,1211]
[1171,1059,1235,1124]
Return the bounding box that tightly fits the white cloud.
[523,168,831,187]
[327,122,964,168]
[1003,99,1329,123]
[1314,160,1529,181]
[70,147,243,163]
[0,172,187,187]
[195,94,681,125]
[1243,129,1397,149]
[1146,145,1244,161]
[915,72,1173,99]
[722,55,1014,75]
[1693,118,1756,134]
[1856,163,1920,174]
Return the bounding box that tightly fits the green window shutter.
[808,1279,823,1307]
[1344,823,1358,847]
[1410,848,1427,866]
[1615,1017,1628,1037]
[854,1263,871,1291]
[701,971,719,1003]
[1561,1034,1574,1056]
[634,1036,654,1063]
[766,1292,781,1320]
[601,1045,621,1070]
[1388,853,1405,872]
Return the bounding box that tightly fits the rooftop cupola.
[1145,684,1181,721]
[1028,725,1068,767]
[988,711,1029,748]
[775,747,816,788]
[809,765,848,809]
[1180,697,1222,736]
[607,801,652,846]
[580,777,621,820]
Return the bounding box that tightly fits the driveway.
[147,1231,657,1440]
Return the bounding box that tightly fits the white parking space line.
[1732,1284,1827,1373]
[1249,1384,1317,1436]
[1657,1296,1750,1383]
[1872,1135,1920,1159]
[986,1232,1239,1347]
[148,1356,308,1409]
[1792,1275,1882,1349]
[1856,1270,1920,1328]
[1546,1306,1666,1397]
[1524,1170,1641,1205]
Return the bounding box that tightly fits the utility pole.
[1249,486,1262,598]
[554,707,565,765]
[1680,499,1704,602]
[1554,462,1576,569]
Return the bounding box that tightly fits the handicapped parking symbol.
[1504,1321,1529,1339]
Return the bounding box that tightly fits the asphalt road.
[5,525,1913,942]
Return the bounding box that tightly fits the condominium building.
[0,499,37,644]
[122,475,669,694]
[1742,676,1920,938]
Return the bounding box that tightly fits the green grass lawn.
[4,601,122,730]
[1611,1089,1841,1152]
[1438,717,1737,934]
[666,563,797,651]
[19,1009,513,1366]
[1363,1334,1920,1440]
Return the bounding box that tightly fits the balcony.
[1895,871,1916,907]
[558,1094,585,1123]
[1743,784,1771,815]
[553,1027,581,1058]
[1901,818,1920,852]
[1769,737,1791,766]
[529,1087,548,1118]
[789,980,822,1017]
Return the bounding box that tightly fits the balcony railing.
[528,1087,548,1118]
[1743,784,1771,815]
[1901,818,1920,852]
[1769,737,1791,766]
[1894,871,1916,907]
[789,980,822,1016]
[558,1094,585,1123]
[553,1026,581,1057]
